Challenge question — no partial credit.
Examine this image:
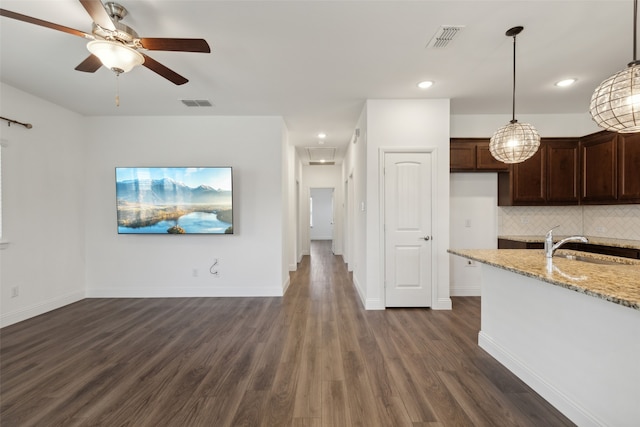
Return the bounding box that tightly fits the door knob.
[422,236,431,241]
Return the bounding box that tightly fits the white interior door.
[384,151,433,307]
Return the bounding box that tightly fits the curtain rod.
[1,116,33,129]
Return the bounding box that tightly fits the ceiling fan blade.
[141,53,188,85]
[0,8,93,38]
[75,54,102,72]
[139,38,211,53]
[79,0,116,31]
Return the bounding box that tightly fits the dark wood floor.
[0,241,574,426]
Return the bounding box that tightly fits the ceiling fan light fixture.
[489,26,540,164]
[87,40,144,73]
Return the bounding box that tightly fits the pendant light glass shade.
[489,121,540,163]
[489,26,540,164]
[589,62,640,133]
[590,0,640,133]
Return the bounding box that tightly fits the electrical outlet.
[520,217,529,224]
[465,219,471,228]
[595,226,606,234]
[192,269,199,278]
[11,286,19,298]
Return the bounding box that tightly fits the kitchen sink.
[553,253,624,265]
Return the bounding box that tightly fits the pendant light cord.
[511,33,517,123]
[633,0,638,63]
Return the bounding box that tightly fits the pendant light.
[489,26,541,164]
[590,0,640,133]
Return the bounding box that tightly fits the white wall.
[0,83,86,327]
[83,115,288,297]
[342,107,368,304]
[364,99,452,310]
[449,173,498,296]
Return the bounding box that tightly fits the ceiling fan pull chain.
[115,72,120,107]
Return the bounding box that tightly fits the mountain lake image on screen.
[115,167,233,234]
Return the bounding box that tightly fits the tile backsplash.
[498,205,640,240]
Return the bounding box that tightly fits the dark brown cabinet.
[581,131,640,204]
[454,131,639,206]
[450,139,509,172]
[581,131,617,203]
[617,133,640,202]
[546,139,580,204]
[498,138,580,206]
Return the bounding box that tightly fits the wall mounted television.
[115,167,233,234]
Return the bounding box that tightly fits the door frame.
[379,147,438,307]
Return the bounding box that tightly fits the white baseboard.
[365,298,385,310]
[85,286,284,298]
[1,290,84,328]
[282,276,291,294]
[479,331,602,427]
[352,274,366,307]
[450,285,481,296]
[432,296,452,310]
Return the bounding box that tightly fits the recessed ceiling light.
[317,132,327,139]
[417,81,434,89]
[555,78,577,87]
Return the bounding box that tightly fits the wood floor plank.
[0,241,575,426]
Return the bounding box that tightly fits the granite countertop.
[448,248,640,311]
[498,235,640,250]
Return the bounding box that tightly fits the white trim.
[85,286,284,298]
[352,273,366,306]
[1,290,85,328]
[449,285,481,296]
[282,275,291,294]
[479,332,601,427]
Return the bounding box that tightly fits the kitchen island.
[448,249,640,427]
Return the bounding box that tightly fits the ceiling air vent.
[426,25,465,48]
[181,99,213,107]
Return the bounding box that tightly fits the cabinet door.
[476,141,509,171]
[546,139,580,204]
[617,133,640,202]
[511,146,545,204]
[450,140,476,171]
[581,131,617,203]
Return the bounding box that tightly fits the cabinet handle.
[422,236,431,241]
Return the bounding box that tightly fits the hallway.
[0,241,573,426]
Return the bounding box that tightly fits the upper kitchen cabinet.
[581,131,640,204]
[450,138,509,172]
[617,133,640,202]
[498,138,580,206]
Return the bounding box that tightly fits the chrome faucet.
[544,226,588,259]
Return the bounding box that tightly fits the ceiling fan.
[0,0,210,85]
